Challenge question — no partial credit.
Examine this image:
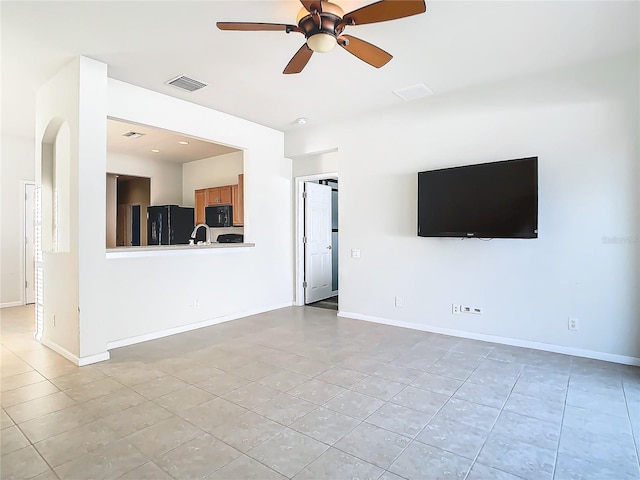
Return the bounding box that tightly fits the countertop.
[106,242,255,259]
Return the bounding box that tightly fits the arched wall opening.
[39,118,71,253]
[36,118,72,342]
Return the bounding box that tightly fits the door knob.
[327,245,332,250]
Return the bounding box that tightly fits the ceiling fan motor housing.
[297,1,345,52]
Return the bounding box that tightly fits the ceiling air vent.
[121,131,145,139]
[393,83,433,101]
[166,75,208,92]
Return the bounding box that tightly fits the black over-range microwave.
[205,205,233,227]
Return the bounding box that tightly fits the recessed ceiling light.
[178,141,189,145]
[296,117,307,125]
[150,149,160,153]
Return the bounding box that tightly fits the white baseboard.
[78,351,111,366]
[40,337,110,366]
[107,302,294,350]
[337,311,640,367]
[1,301,23,308]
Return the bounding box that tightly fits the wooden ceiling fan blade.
[216,22,298,32]
[300,0,323,13]
[344,0,426,25]
[339,34,392,68]
[283,44,314,74]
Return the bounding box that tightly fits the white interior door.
[304,182,333,304]
[25,183,36,304]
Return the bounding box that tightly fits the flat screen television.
[418,157,538,239]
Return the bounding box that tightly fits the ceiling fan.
[217,0,426,74]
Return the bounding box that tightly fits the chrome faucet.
[189,223,212,245]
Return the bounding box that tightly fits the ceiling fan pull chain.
[311,10,321,26]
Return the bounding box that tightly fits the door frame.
[22,180,36,306]
[294,172,338,306]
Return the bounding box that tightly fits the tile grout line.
[383,349,488,479]
[620,379,640,471]
[552,360,575,480]
[460,360,527,480]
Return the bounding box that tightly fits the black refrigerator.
[147,205,194,245]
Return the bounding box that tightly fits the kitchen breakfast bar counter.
[106,243,255,259]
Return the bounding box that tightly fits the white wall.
[75,75,292,355]
[292,151,339,178]
[107,153,183,205]
[182,151,243,206]
[286,53,640,362]
[34,57,83,358]
[0,135,35,306]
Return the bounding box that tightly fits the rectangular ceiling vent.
[121,131,145,139]
[393,83,434,101]
[166,75,208,92]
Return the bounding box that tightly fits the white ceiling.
[107,118,239,164]
[2,1,639,138]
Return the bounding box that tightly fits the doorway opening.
[295,173,339,310]
[107,175,150,247]
[24,182,36,305]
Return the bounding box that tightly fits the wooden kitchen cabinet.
[194,189,206,224]
[206,186,232,206]
[194,184,235,225]
[232,175,244,226]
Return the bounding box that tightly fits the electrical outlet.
[194,299,200,310]
[568,317,579,331]
[395,296,403,308]
[462,305,472,313]
[351,249,361,259]
[452,304,460,315]
[471,307,483,315]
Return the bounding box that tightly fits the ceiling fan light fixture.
[307,33,337,53]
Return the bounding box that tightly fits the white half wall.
[286,53,640,361]
[74,75,293,354]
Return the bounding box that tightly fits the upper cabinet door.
[206,186,232,205]
[219,186,232,205]
[206,187,220,205]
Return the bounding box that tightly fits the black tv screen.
[418,157,538,239]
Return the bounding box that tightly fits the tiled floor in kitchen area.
[1,304,639,480]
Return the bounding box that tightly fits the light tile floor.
[1,304,639,480]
